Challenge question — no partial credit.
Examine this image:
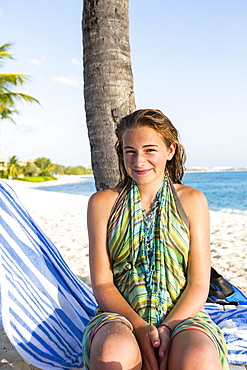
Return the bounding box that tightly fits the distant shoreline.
[185,168,247,173]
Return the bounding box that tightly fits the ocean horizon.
[35,171,247,215]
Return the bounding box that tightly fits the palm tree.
[0,43,40,123]
[7,155,20,178]
[34,157,54,176]
[82,0,135,191]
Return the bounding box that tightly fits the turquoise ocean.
[38,171,247,214]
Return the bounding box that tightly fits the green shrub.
[13,176,57,183]
[41,176,57,181]
[23,162,40,177]
[0,170,7,179]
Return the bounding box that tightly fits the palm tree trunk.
[82,0,135,191]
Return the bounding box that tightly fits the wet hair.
[115,109,186,187]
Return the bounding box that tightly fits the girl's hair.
[115,109,186,187]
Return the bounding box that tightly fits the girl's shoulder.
[89,187,121,202]
[173,183,208,217]
[88,187,122,218]
[173,183,206,199]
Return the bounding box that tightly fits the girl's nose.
[134,153,145,166]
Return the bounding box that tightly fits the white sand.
[1,177,247,369]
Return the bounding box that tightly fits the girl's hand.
[157,326,171,370]
[135,323,160,370]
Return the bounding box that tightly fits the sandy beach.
[1,177,247,369]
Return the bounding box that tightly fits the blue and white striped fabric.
[205,303,247,365]
[1,180,247,368]
[0,180,97,369]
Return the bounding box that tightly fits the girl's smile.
[133,169,152,175]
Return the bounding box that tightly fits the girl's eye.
[146,149,156,152]
[125,150,135,154]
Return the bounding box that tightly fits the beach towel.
[205,303,247,365]
[0,180,97,369]
[0,179,247,369]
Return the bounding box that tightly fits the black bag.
[207,267,239,305]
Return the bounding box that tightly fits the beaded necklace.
[141,187,162,292]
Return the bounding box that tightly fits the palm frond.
[0,92,15,105]
[3,92,40,104]
[0,43,14,61]
[0,43,40,123]
[0,74,30,87]
[8,155,19,164]
[0,106,18,123]
[0,91,40,105]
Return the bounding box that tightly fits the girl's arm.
[87,189,146,328]
[87,190,160,370]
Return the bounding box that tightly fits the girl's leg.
[90,321,142,370]
[168,329,223,370]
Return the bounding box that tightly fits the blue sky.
[0,0,246,169]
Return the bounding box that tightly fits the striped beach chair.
[0,180,96,369]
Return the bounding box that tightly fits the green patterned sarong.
[83,176,229,369]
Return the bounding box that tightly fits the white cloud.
[53,75,79,87]
[71,58,81,70]
[29,57,46,66]
[16,118,43,134]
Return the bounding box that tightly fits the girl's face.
[122,126,175,187]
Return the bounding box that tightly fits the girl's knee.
[169,330,222,370]
[90,322,141,370]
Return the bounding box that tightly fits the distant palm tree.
[7,155,20,178]
[0,43,40,156]
[34,157,54,176]
[0,43,40,124]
